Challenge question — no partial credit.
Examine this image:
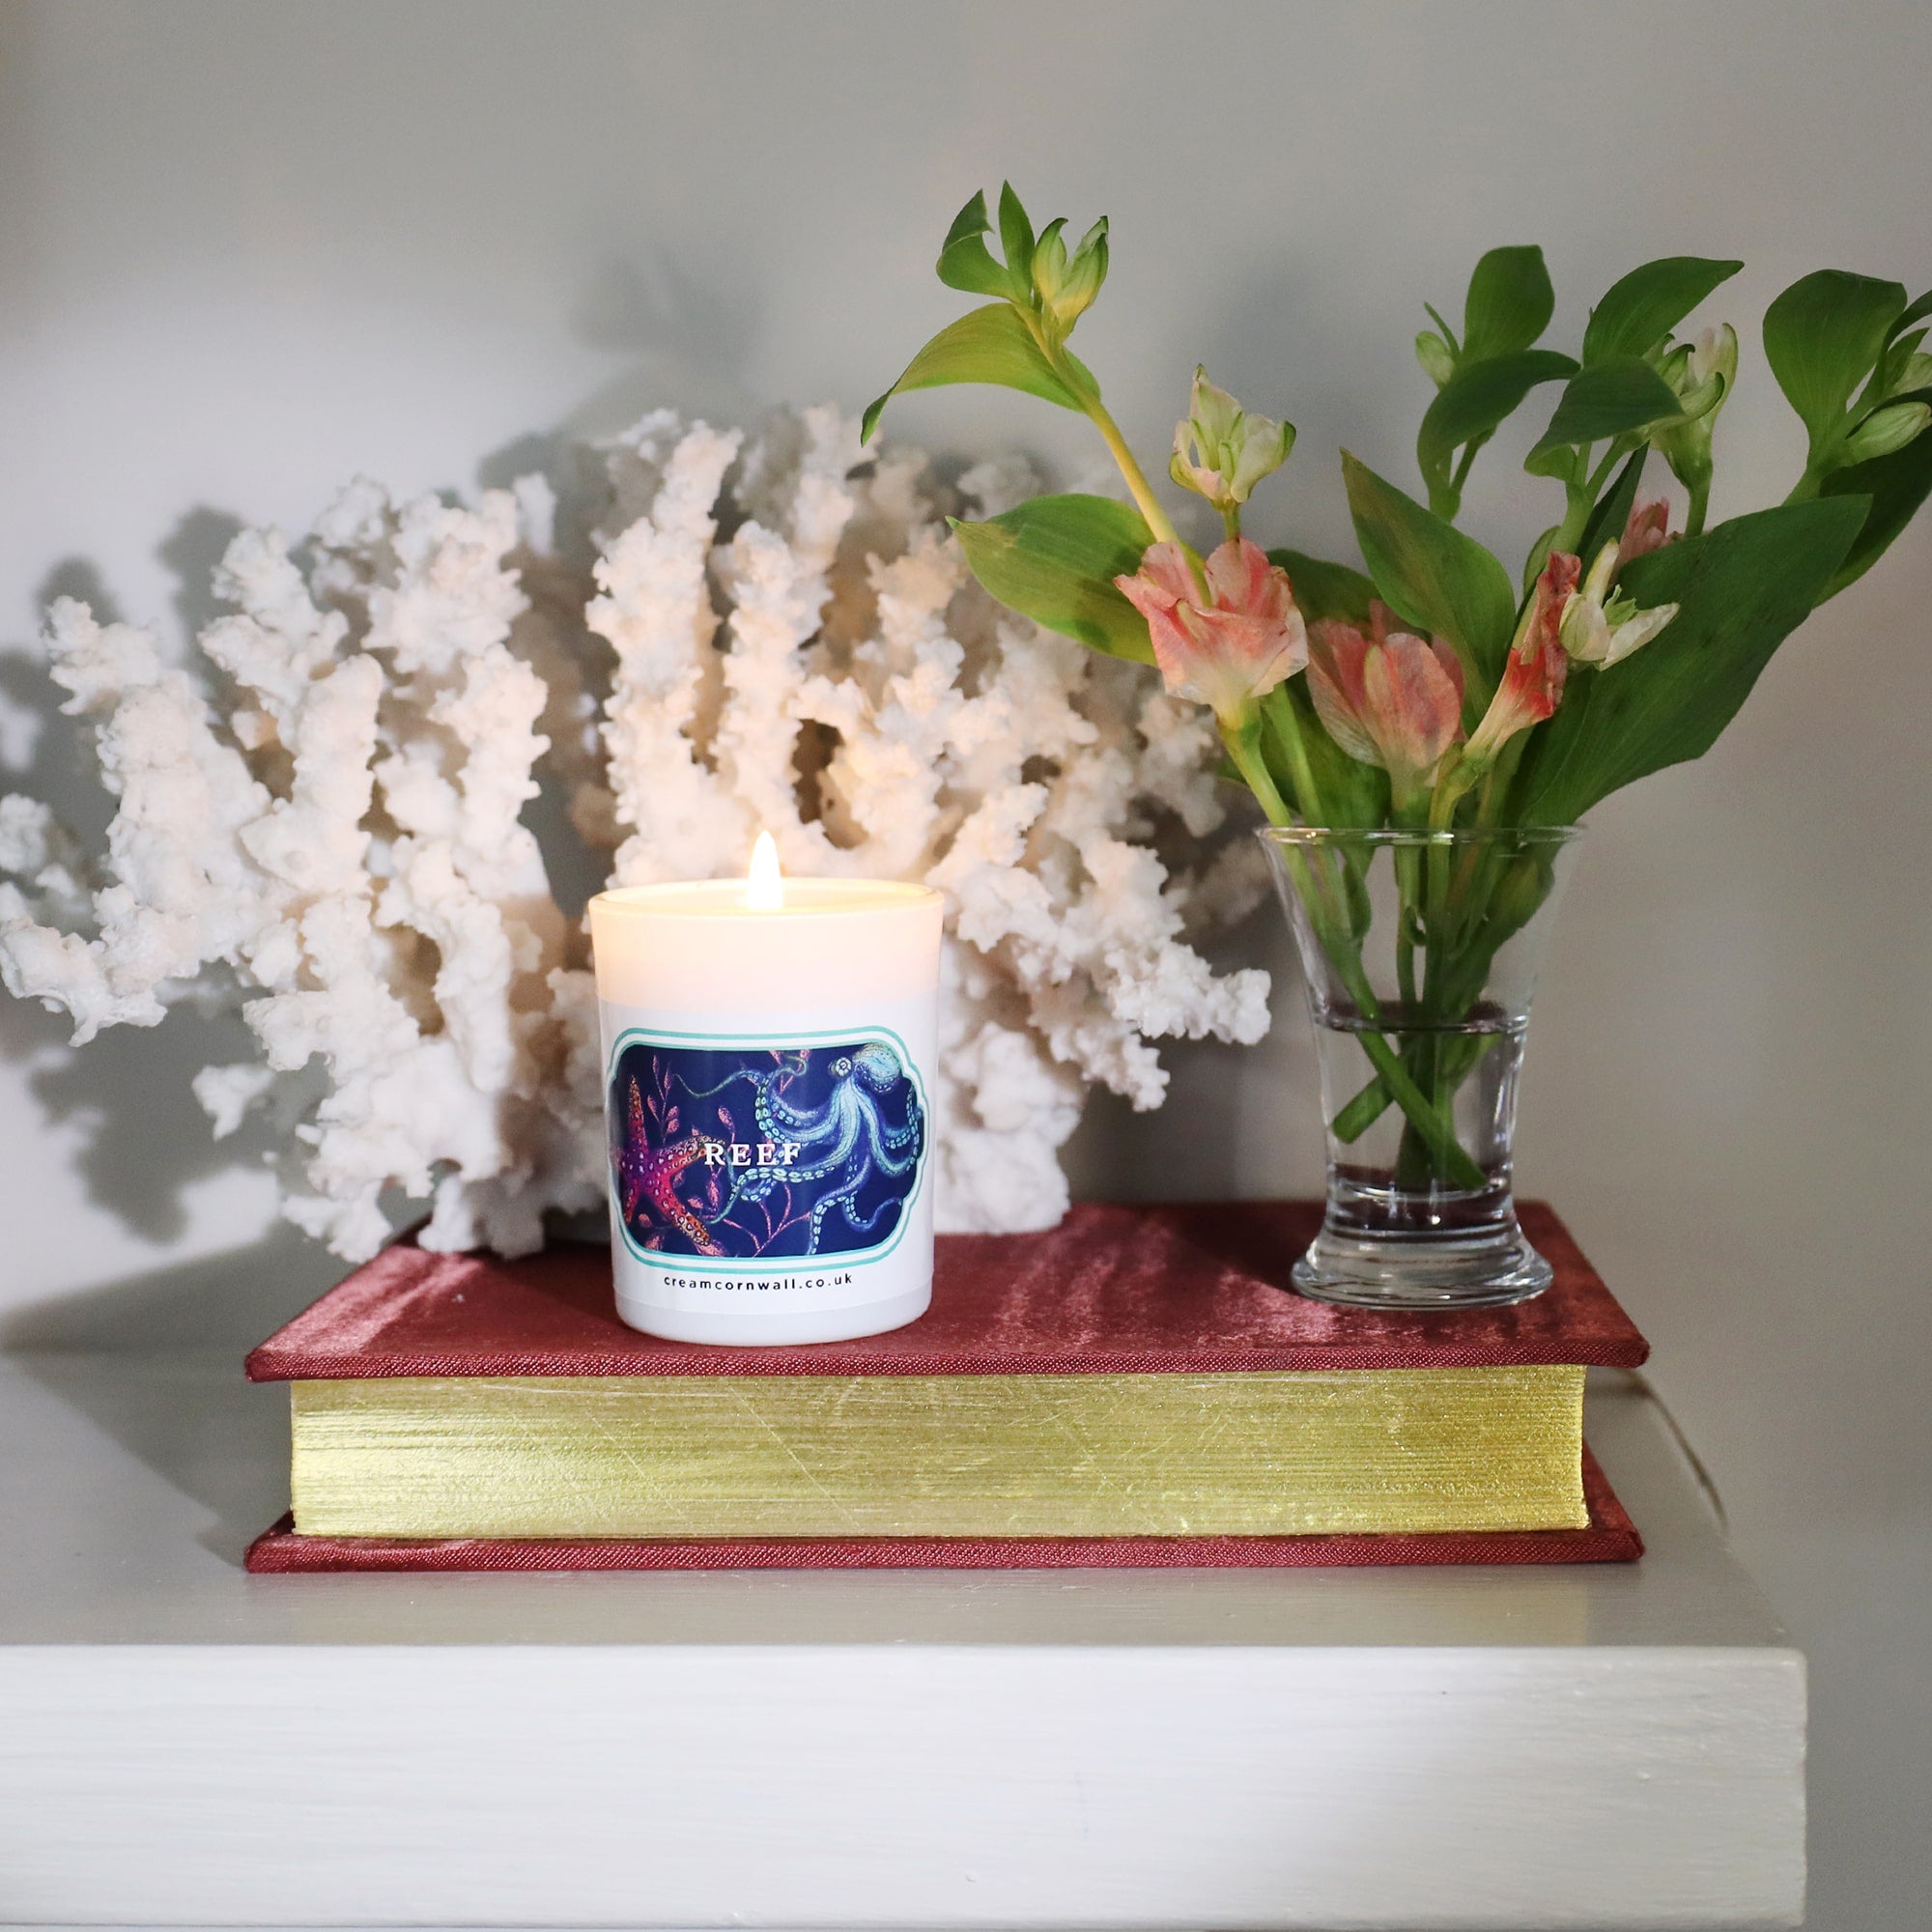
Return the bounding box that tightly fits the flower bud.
[1169,367,1295,514]
[1844,399,1932,463]
[1032,215,1108,330]
[1651,323,1737,491]
[1490,852,1555,935]
[1686,324,1739,400]
[1415,330,1456,388]
[1031,219,1067,302]
[1893,350,1932,397]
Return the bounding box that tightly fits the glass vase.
[1260,824,1582,1310]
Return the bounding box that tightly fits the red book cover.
[245,1199,1647,1572]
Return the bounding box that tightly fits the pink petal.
[1114,540,1197,620]
[1429,638,1465,704]
[1120,537,1306,721]
[1202,536,1275,613]
[1135,603,1200,692]
[1363,633,1463,779]
[1466,556,1576,764]
[1617,498,1672,568]
[1306,619,1379,765]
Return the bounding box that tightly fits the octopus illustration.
[613,1077,725,1255]
[739,1042,924,1253]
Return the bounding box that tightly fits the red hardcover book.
[246,1199,1647,1572]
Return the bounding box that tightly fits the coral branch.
[0,406,1273,1255]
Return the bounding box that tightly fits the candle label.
[607,1024,928,1268]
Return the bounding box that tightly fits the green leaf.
[997,183,1036,289]
[863,304,1077,443]
[1528,359,1686,460]
[1819,386,1932,595]
[1341,451,1517,707]
[935,188,1016,299]
[1510,497,1866,822]
[1576,447,1650,569]
[1889,288,1932,343]
[950,493,1155,662]
[1764,270,1906,444]
[935,238,1013,299]
[1519,521,1564,599]
[1423,302,1460,356]
[1878,326,1929,396]
[1417,349,1577,516]
[1462,246,1555,361]
[1268,549,1376,625]
[942,190,991,254]
[1581,256,1743,365]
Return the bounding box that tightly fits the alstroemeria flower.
[1561,511,1681,668]
[1616,497,1672,568]
[1115,537,1307,726]
[1463,553,1577,768]
[1168,368,1295,515]
[1307,602,1464,806]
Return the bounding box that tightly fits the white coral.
[0,407,1271,1258]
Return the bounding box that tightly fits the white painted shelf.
[0,1343,1801,1930]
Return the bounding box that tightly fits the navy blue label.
[609,1034,926,1263]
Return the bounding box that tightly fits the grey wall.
[2,3,1926,1922]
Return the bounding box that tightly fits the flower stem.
[1023,311,1180,551]
[1081,393,1182,547]
[1553,482,1594,556]
[1048,333,1207,596]
[1261,689,1327,828]
[1277,837,1488,1192]
[1225,718,1293,826]
[1342,1006,1487,1190]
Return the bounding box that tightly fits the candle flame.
[746,830,784,910]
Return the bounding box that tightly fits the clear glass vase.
[1260,824,1582,1310]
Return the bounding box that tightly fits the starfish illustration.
[614,1077,724,1256]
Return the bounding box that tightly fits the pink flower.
[1616,497,1672,569]
[1464,552,1577,768]
[1306,602,1464,804]
[1115,537,1307,726]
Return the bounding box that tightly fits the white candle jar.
[587,871,944,1345]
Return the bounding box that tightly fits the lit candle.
[587,837,944,1344]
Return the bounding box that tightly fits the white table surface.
[0,1341,1803,1930]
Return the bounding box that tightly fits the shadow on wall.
[11,1347,294,1569]
[556,245,766,442]
[0,1214,345,1356]
[1,544,288,1245]
[1,1226,348,1566]
[1062,904,1325,1207]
